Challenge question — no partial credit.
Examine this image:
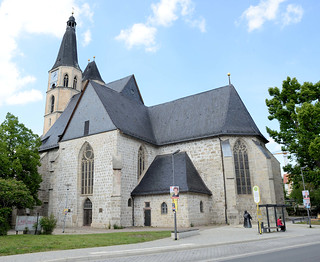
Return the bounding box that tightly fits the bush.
[0,208,12,236]
[113,224,123,229]
[40,214,57,235]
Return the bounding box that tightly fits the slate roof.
[51,16,81,71]
[82,61,104,83]
[91,81,156,144]
[131,152,212,196]
[106,75,144,104]
[39,93,81,151]
[40,79,267,151]
[148,85,267,145]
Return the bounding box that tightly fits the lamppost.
[62,183,71,233]
[172,149,180,240]
[300,167,311,228]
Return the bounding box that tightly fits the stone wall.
[38,130,284,228]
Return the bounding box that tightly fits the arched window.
[73,76,77,89]
[50,96,55,113]
[137,146,145,179]
[63,74,69,87]
[128,198,132,207]
[81,143,94,195]
[233,140,251,194]
[161,202,168,214]
[200,201,204,213]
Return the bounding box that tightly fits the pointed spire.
[51,14,80,71]
[82,58,104,83]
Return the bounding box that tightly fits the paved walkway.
[2,223,320,262]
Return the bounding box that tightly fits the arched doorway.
[83,198,92,226]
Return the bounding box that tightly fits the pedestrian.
[243,210,252,228]
[277,216,286,231]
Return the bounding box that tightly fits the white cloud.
[82,29,92,46]
[282,4,303,26]
[241,0,285,32]
[241,0,303,32]
[6,89,42,105]
[0,0,93,107]
[116,0,205,52]
[149,0,194,27]
[186,16,206,33]
[115,23,158,52]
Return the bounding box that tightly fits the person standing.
[243,210,252,228]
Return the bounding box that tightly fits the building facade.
[37,15,284,228]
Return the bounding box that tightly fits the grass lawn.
[0,231,171,256]
[296,220,320,225]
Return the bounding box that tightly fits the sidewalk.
[2,223,320,262]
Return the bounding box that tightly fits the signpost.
[171,185,179,240]
[301,167,312,228]
[253,185,262,234]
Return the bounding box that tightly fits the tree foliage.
[0,113,42,205]
[266,77,320,194]
[0,177,35,235]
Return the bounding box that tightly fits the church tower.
[43,15,82,135]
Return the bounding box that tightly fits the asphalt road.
[221,242,320,262]
[92,234,320,262]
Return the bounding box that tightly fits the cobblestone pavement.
[2,223,320,262]
[92,234,320,262]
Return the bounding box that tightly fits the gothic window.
[128,198,132,207]
[137,146,145,179]
[200,201,204,213]
[81,143,94,195]
[73,76,77,89]
[233,140,252,194]
[161,202,168,214]
[63,74,69,87]
[50,96,55,113]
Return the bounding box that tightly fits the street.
[2,224,320,262]
[91,233,320,262]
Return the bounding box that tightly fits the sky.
[0,0,318,170]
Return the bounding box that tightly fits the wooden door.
[144,209,151,226]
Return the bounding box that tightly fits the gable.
[61,83,116,141]
[106,75,144,104]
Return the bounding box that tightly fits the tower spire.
[51,14,80,70]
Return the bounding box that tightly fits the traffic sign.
[253,185,260,204]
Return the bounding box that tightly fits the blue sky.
[0,0,317,167]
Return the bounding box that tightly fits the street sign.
[302,190,311,208]
[253,185,260,204]
[170,186,180,199]
[172,198,178,211]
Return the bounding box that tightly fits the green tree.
[0,178,35,235]
[0,113,42,204]
[266,77,320,201]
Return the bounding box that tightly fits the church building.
[38,15,284,228]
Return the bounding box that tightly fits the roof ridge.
[105,74,133,86]
[148,84,230,109]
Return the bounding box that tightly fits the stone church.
[38,15,284,228]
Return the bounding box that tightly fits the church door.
[83,198,92,226]
[144,209,151,226]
